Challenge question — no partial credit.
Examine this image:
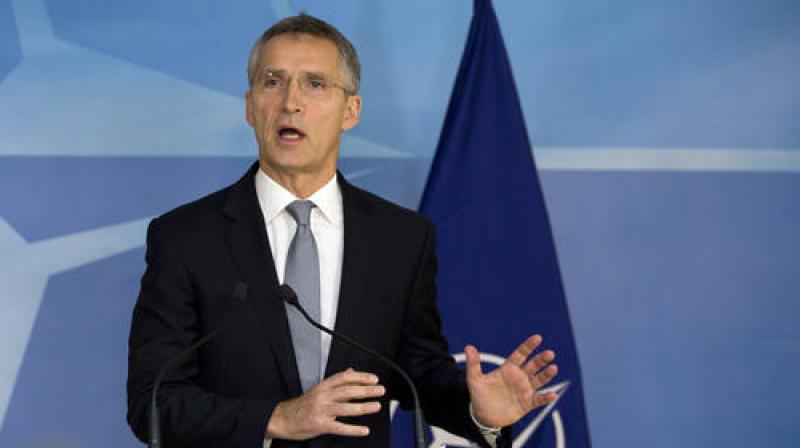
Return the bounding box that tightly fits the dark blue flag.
[418,0,592,446]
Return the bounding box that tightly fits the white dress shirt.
[255,168,344,373]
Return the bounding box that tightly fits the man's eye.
[264,77,282,88]
[307,79,326,90]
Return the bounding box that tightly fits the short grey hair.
[247,13,361,94]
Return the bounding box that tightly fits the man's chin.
[258,158,327,177]
[259,149,306,168]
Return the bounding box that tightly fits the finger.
[330,384,386,402]
[506,335,542,366]
[328,421,371,437]
[323,369,379,389]
[522,350,555,376]
[530,390,558,409]
[331,401,382,417]
[464,345,483,382]
[530,364,558,390]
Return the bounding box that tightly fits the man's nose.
[282,79,304,113]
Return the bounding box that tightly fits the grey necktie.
[284,200,321,391]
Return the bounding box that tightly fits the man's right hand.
[265,368,386,440]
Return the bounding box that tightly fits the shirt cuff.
[469,402,501,447]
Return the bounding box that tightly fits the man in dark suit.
[127,14,558,448]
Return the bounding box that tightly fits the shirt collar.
[254,168,343,227]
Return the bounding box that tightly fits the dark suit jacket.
[127,162,508,447]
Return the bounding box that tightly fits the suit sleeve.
[393,219,512,448]
[126,218,275,447]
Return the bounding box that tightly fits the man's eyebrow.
[302,70,329,79]
[261,68,287,76]
[261,68,331,79]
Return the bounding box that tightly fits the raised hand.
[266,368,385,440]
[465,335,558,428]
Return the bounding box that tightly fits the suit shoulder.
[148,184,233,239]
[159,185,229,222]
[346,183,433,232]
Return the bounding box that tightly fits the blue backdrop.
[1,0,798,447]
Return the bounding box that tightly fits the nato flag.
[418,0,592,446]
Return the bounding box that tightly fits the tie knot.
[286,200,314,226]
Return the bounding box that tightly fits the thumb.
[464,345,483,382]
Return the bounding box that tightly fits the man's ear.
[245,90,255,127]
[341,94,362,132]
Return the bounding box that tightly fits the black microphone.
[149,281,249,448]
[277,284,428,448]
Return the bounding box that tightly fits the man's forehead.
[257,33,340,73]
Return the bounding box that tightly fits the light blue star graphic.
[0,215,151,430]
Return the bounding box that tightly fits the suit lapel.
[325,175,379,377]
[222,163,302,397]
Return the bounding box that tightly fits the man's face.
[246,34,361,179]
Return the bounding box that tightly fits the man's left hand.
[465,334,558,429]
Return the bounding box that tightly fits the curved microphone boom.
[277,284,429,448]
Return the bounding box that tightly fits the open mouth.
[278,126,306,142]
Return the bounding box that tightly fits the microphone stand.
[149,327,225,448]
